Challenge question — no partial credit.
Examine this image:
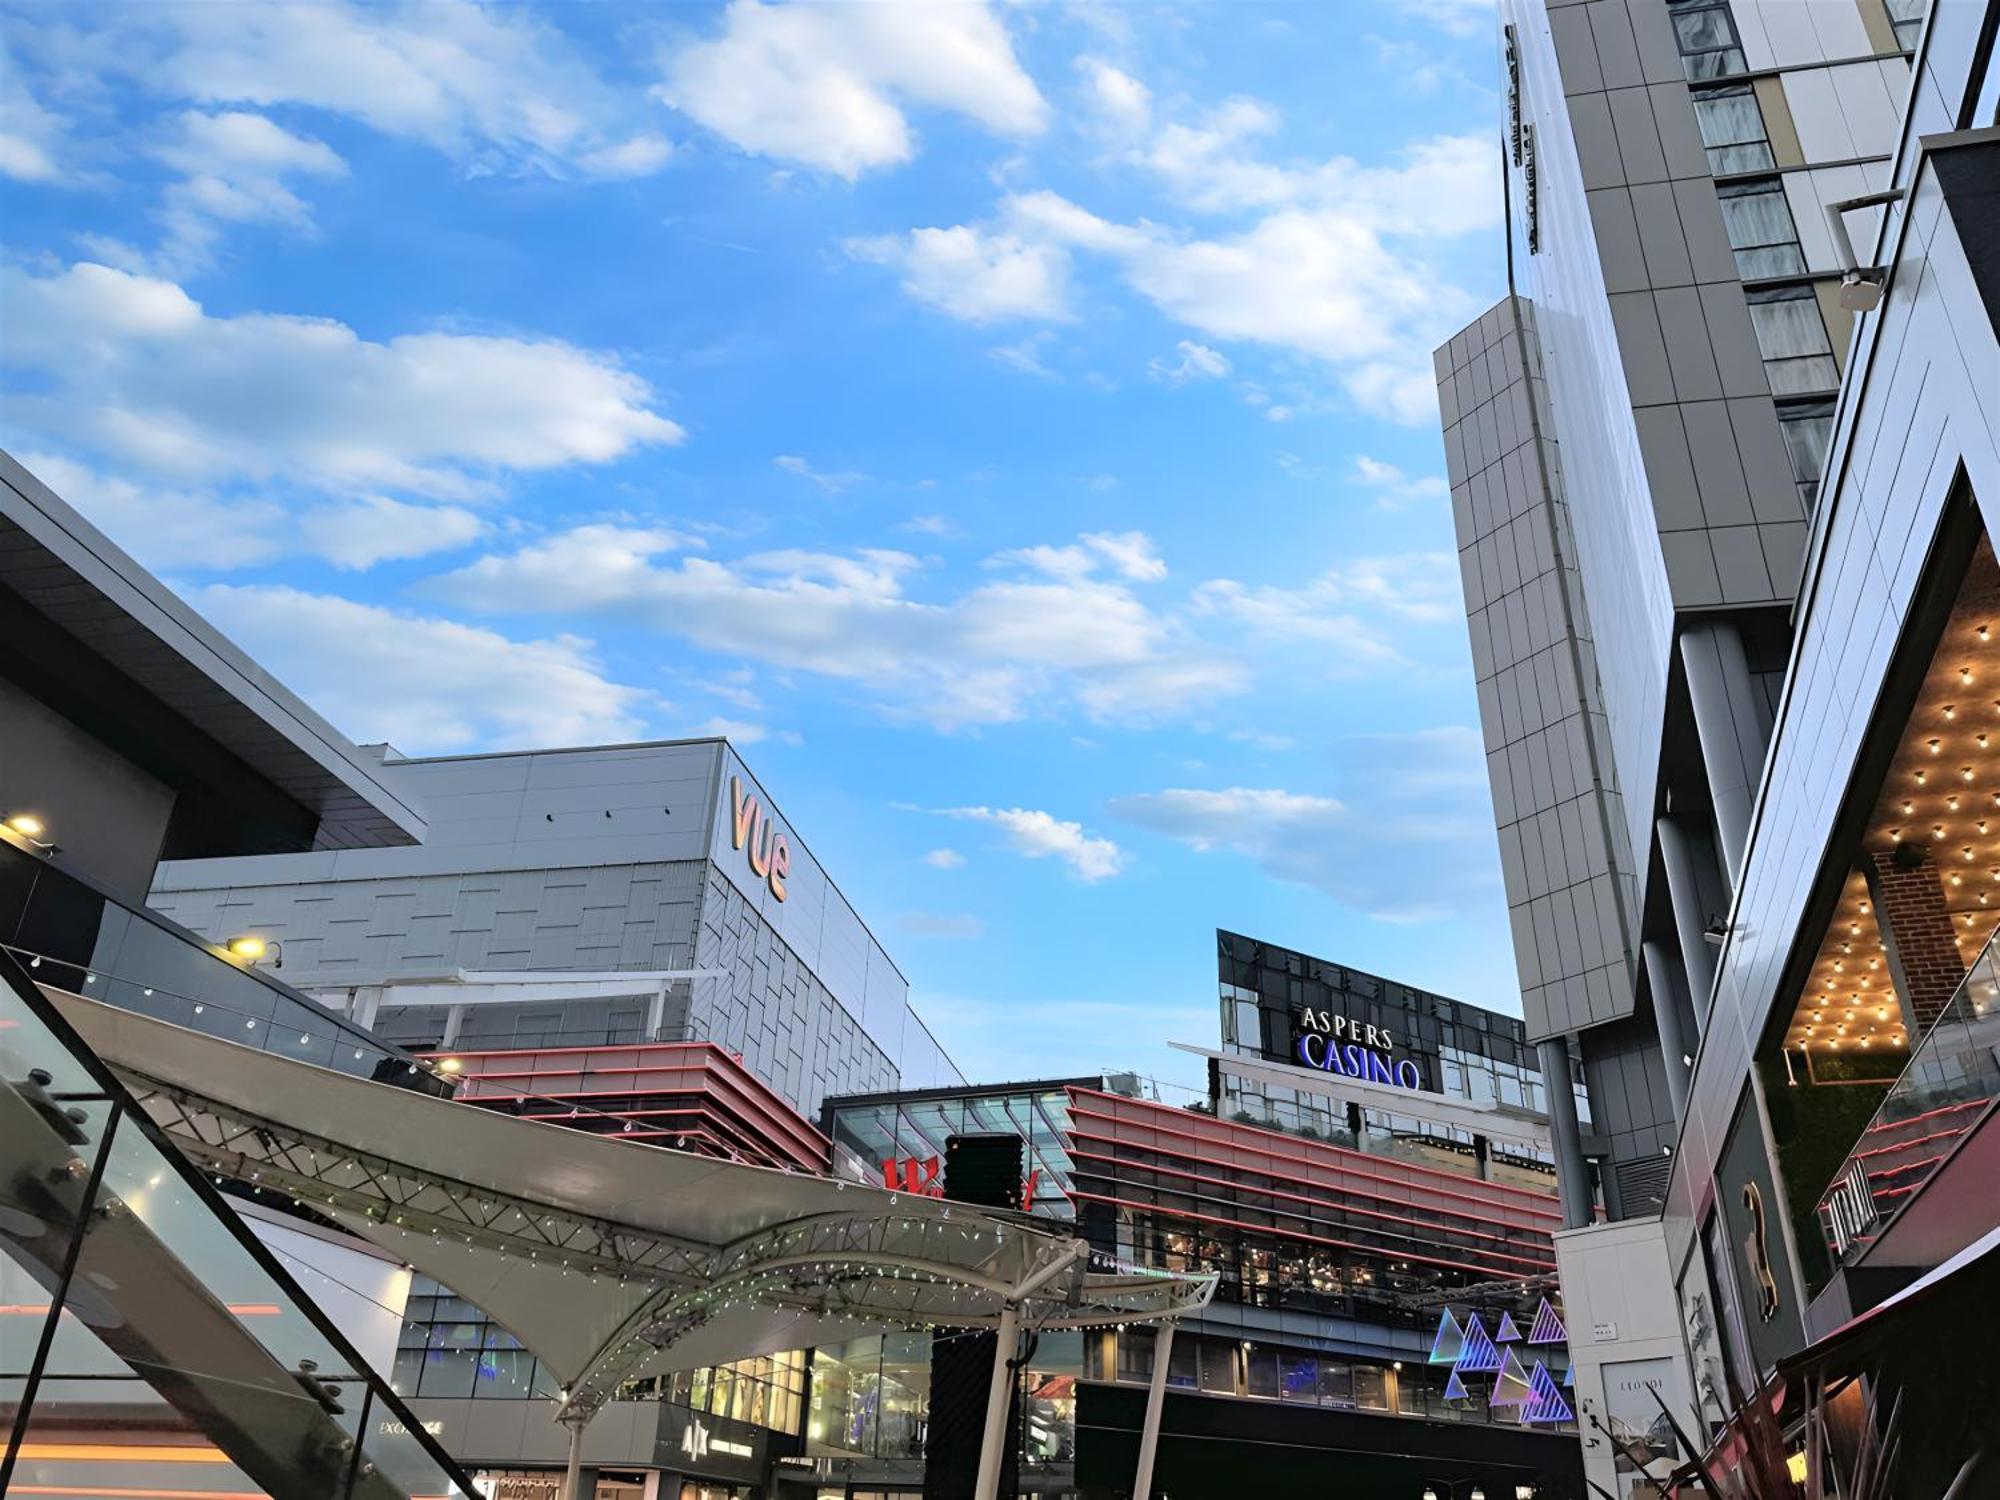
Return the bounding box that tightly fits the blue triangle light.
[1454,1314,1502,1374]
[1429,1308,1466,1365]
[1443,1368,1470,1401]
[1495,1311,1523,1342]
[1528,1297,1568,1346]
[1489,1348,1533,1408]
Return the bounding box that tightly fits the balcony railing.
[0,836,446,1090]
[1817,926,2000,1265]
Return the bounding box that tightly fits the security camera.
[1839,269,1885,312]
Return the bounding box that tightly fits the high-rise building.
[1441,1,2000,1492]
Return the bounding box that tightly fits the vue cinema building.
[1440,0,2000,1493]
[817,932,1591,1500]
[149,737,961,1121]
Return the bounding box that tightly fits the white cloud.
[990,330,1060,379]
[851,104,1497,425]
[1082,531,1167,582]
[0,262,682,497]
[1352,454,1450,510]
[298,495,484,569]
[0,48,72,183]
[687,715,768,744]
[897,513,957,537]
[48,0,674,178]
[847,226,1070,324]
[1193,551,1461,670]
[922,847,966,869]
[17,451,484,573]
[193,584,652,752]
[938,806,1124,882]
[656,0,1044,178]
[1110,728,1499,921]
[1077,57,1151,134]
[897,911,985,940]
[773,454,864,493]
[143,110,348,270]
[1148,340,1231,385]
[1227,729,1297,751]
[430,525,1241,729]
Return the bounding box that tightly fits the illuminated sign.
[681,1418,754,1462]
[1293,1008,1424,1089]
[728,775,791,902]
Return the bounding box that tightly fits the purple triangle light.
[1495,1311,1523,1342]
[1454,1314,1502,1374]
[1528,1297,1568,1346]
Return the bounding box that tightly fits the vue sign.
[729,775,791,902]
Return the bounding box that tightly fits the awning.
[52,991,1215,1421]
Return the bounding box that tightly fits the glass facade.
[1668,0,1749,79]
[1216,931,1588,1182]
[1717,178,1809,279]
[0,951,473,1498]
[824,1081,1086,1218]
[393,1274,807,1436]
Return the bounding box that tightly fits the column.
[972,1301,1021,1500]
[1642,940,1693,1126]
[1131,1320,1177,1500]
[1680,620,1773,892]
[1863,848,1966,1034]
[1538,1036,1592,1230]
[560,1412,589,1500]
[1657,816,1719,1010]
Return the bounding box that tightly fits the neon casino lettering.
[1294,1013,1424,1090]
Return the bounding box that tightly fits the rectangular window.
[1746,285,1840,395]
[1668,0,1748,79]
[1717,178,1807,278]
[1777,399,1837,510]
[1884,0,1924,49]
[1691,83,1775,174]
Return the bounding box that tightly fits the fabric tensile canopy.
[53,992,1216,1421]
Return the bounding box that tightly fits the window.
[1746,285,1840,395]
[1691,83,1775,174]
[1668,0,1748,79]
[1777,399,1837,510]
[1717,178,1807,278]
[1884,0,1924,50]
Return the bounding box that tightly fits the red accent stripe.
[1065,1092,1562,1219]
[1066,1144,1553,1258]
[1068,1188,1554,1279]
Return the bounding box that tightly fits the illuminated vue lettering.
[729,775,791,901]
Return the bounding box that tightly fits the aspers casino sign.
[1293,1008,1425,1091]
[729,775,791,902]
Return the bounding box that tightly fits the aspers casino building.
[818,930,1591,1500]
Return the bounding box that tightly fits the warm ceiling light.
[1915,770,1928,784]
[1878,1007,1888,1019]
[1966,766,1978,782]
[437,1057,464,1073]
[226,935,267,960]
[5,813,45,838]
[1962,667,1975,683]
[1950,795,1963,809]
[1930,738,1943,752]
[1936,825,1948,838]
[1860,900,1871,912]
[1966,846,1976,860]
[1981,625,1992,641]
[1945,704,1959,719]
[1903,800,1916,814]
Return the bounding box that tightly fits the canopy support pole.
[559,1410,589,1500]
[972,1300,1021,1500]
[1131,1319,1177,1500]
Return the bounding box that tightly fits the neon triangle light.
[1428,1308,1466,1365]
[1562,1362,1574,1387]
[1454,1314,1501,1374]
[1443,1368,1470,1402]
[1523,1361,1574,1423]
[1528,1297,1568,1346]
[1489,1348,1534,1408]
[1495,1311,1523,1343]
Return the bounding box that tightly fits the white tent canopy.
[54,991,1213,1421]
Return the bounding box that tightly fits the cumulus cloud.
[193,584,652,751]
[138,110,348,271]
[0,48,72,183]
[16,452,485,573]
[937,805,1124,881]
[656,0,1045,178]
[1352,455,1450,510]
[846,225,1070,324]
[36,0,674,179]
[431,525,1238,729]
[1110,728,1498,922]
[1077,57,1151,134]
[922,848,966,869]
[848,78,1498,425]
[0,262,682,497]
[989,531,1166,584]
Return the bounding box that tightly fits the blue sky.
[1,0,1511,1092]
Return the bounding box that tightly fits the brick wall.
[1865,849,1965,1032]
